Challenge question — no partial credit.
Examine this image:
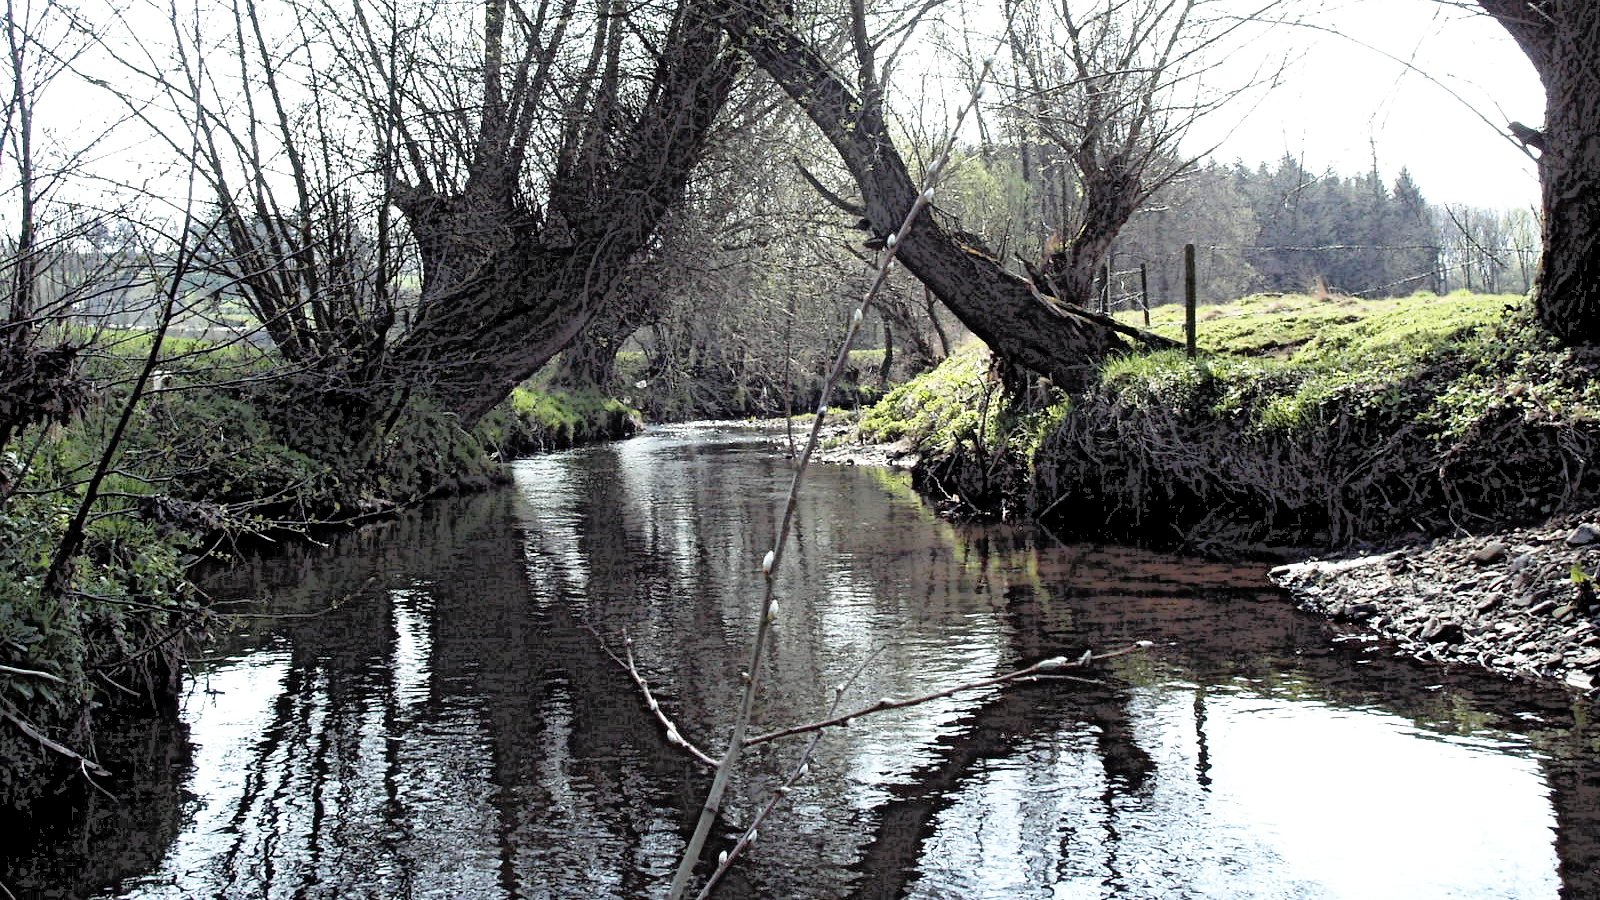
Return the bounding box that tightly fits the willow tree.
[708,0,1289,387]
[1476,1,1600,344]
[369,0,741,422]
[709,0,1159,391]
[132,0,739,427]
[1001,0,1275,308]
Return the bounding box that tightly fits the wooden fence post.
[1140,263,1150,327]
[1184,243,1197,359]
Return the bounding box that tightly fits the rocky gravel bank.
[1270,511,1600,692]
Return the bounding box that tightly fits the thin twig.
[0,664,66,684]
[742,645,1139,748]
[693,646,888,899]
[584,622,719,769]
[667,53,1002,900]
[623,632,719,768]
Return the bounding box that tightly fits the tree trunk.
[712,2,1174,390]
[1533,40,1600,342]
[385,12,738,425]
[1479,1,1600,344]
[553,287,653,390]
[384,203,606,422]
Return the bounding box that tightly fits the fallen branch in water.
[0,703,110,778]
[591,624,1143,764]
[742,644,1141,749]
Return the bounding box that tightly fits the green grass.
[868,291,1600,545]
[859,344,997,451]
[1126,291,1513,359]
[1105,292,1521,434]
[475,386,641,456]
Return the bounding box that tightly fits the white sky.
[1192,0,1545,210]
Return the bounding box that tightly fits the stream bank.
[851,295,1600,692]
[1270,512,1600,691]
[13,422,1600,899]
[1,379,638,816]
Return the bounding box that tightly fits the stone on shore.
[1270,509,1600,691]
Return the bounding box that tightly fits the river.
[10,423,1600,898]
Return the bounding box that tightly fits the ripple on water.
[15,423,1595,900]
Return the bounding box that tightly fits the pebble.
[1420,619,1465,644]
[1567,524,1600,547]
[1471,542,1510,565]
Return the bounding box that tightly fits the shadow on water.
[10,423,1600,899]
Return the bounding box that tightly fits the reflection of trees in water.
[848,529,1598,899]
[208,489,687,899]
[4,711,191,899]
[845,678,1157,899]
[14,433,1600,898]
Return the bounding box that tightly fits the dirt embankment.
[1271,511,1600,693]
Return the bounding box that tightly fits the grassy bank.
[865,292,1600,551]
[476,387,642,457]
[1,363,636,813]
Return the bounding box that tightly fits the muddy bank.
[1270,511,1600,692]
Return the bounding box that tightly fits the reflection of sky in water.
[513,455,590,603]
[906,684,1559,899]
[391,587,431,707]
[85,424,1576,900]
[115,652,292,898]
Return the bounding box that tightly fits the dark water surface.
[12,423,1600,898]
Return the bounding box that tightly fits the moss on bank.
[475,386,642,457]
[868,293,1600,550]
[860,343,1067,518]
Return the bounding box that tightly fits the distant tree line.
[959,153,1543,311]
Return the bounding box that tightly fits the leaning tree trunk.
[1479,1,1600,344]
[712,1,1174,390]
[552,285,655,391]
[385,12,739,425]
[384,197,609,423]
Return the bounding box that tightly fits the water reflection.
[8,423,1599,899]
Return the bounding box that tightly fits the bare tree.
[0,0,96,455]
[95,0,740,431]
[1001,0,1280,307]
[709,0,1171,394]
[362,0,742,423]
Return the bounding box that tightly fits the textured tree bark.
[712,1,1174,390]
[552,285,655,391]
[384,10,739,425]
[1478,1,1600,344]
